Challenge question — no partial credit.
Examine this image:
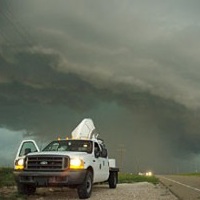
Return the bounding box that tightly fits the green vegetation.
[0,168,15,187]
[0,168,160,199]
[179,172,200,176]
[118,173,159,185]
[0,168,27,199]
[0,168,160,187]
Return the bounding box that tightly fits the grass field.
[0,167,159,188]
[180,172,200,176]
[0,168,15,187]
[0,168,159,199]
[118,172,159,184]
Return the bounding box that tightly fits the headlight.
[146,171,153,176]
[15,158,24,170]
[70,158,84,169]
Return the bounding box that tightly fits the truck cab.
[14,119,119,199]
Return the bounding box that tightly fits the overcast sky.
[1,0,200,173]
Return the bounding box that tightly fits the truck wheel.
[77,171,93,199]
[108,172,117,189]
[17,183,36,195]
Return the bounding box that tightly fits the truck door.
[92,142,102,182]
[93,142,109,182]
[99,144,109,181]
[14,140,40,169]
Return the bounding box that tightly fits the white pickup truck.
[14,119,119,199]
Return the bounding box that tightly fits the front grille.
[25,155,69,171]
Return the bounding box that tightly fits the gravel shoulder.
[0,182,178,200]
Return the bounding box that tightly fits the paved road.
[158,175,200,200]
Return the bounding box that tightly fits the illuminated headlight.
[146,171,153,176]
[70,158,84,169]
[15,158,24,170]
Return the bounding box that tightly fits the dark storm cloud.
[1,0,200,172]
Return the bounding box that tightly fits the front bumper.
[14,169,87,187]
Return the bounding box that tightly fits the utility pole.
[117,145,126,172]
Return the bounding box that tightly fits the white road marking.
[161,176,200,192]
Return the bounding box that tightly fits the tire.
[108,171,117,189]
[17,183,36,195]
[77,171,93,199]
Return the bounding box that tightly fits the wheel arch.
[87,166,94,176]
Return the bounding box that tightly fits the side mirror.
[101,149,108,158]
[94,149,100,158]
[24,148,31,155]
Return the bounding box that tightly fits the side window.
[19,142,38,156]
[94,142,101,158]
[100,144,108,158]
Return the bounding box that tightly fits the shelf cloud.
[1,0,200,173]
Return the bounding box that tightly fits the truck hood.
[27,151,88,157]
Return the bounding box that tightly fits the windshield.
[42,140,93,153]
